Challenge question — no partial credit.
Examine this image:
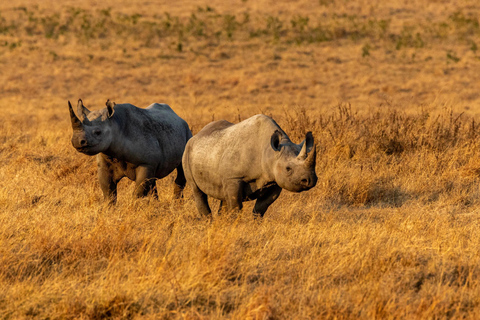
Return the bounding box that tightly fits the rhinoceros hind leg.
[192,185,211,217]
[173,163,187,199]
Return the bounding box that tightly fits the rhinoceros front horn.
[68,101,83,130]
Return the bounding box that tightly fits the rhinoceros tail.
[185,124,193,142]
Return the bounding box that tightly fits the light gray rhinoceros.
[68,99,192,203]
[182,114,317,217]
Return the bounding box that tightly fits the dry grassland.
[3,0,480,318]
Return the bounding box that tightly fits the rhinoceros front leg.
[253,185,282,217]
[173,163,186,199]
[97,157,118,204]
[223,179,244,211]
[134,165,157,198]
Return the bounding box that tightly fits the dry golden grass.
[3,0,480,318]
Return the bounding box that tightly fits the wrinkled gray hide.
[183,114,317,217]
[69,99,192,203]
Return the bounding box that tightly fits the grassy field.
[3,0,480,318]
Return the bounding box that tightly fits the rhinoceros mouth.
[291,183,315,193]
[300,186,313,192]
[75,147,100,156]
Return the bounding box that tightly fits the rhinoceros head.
[68,99,116,156]
[270,130,317,192]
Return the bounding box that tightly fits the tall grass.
[3,103,480,318]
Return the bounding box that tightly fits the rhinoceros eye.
[286,166,292,175]
[93,129,102,136]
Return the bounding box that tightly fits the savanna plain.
[3,0,480,318]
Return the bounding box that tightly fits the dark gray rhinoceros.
[68,99,192,203]
[182,114,317,217]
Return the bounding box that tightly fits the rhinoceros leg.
[192,185,211,216]
[223,179,244,211]
[173,163,186,199]
[134,165,157,198]
[253,185,282,217]
[97,156,118,204]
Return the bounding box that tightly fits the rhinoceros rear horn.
[68,101,83,130]
[305,142,316,167]
[298,131,314,160]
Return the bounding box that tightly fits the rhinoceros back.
[106,103,191,178]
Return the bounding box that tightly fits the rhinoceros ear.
[298,132,314,160]
[270,130,283,152]
[77,99,90,120]
[106,99,115,118]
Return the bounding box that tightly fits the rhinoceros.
[68,99,192,203]
[182,114,317,217]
